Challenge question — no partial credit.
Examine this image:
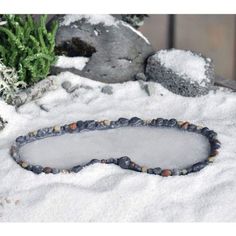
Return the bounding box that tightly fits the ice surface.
[61,14,118,27]
[55,56,89,70]
[0,71,236,222]
[156,49,208,86]
[20,127,210,169]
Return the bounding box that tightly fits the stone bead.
[141,166,148,173]
[118,156,131,169]
[209,149,219,157]
[156,118,164,126]
[206,130,217,140]
[103,120,111,126]
[106,158,116,164]
[84,120,96,130]
[72,165,83,173]
[76,121,84,130]
[210,140,221,150]
[53,126,61,133]
[16,136,25,144]
[181,169,188,175]
[192,162,206,172]
[36,130,45,138]
[43,167,52,174]
[201,127,210,135]
[129,117,143,126]
[187,124,197,132]
[161,169,172,177]
[168,119,177,127]
[61,169,70,174]
[28,131,37,137]
[147,168,154,174]
[117,118,129,126]
[162,119,169,126]
[32,165,43,174]
[69,123,77,131]
[21,162,28,168]
[181,122,189,129]
[153,167,162,175]
[172,168,181,176]
[207,156,215,163]
[52,168,60,174]
[177,121,184,127]
[88,159,100,165]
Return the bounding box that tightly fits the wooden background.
[139,15,236,81]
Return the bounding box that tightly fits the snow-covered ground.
[0,71,236,222]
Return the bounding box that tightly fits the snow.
[20,127,210,169]
[55,56,89,70]
[156,49,208,86]
[61,14,118,27]
[122,21,150,44]
[0,71,236,222]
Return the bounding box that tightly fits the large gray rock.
[145,49,215,97]
[49,15,154,83]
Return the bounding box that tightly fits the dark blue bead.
[187,124,197,132]
[117,118,129,126]
[162,119,169,126]
[192,162,206,172]
[134,165,142,172]
[106,158,116,164]
[52,168,60,174]
[89,159,100,165]
[37,130,45,138]
[153,167,162,175]
[210,141,221,150]
[86,120,96,130]
[172,169,181,176]
[207,130,217,140]
[110,121,118,128]
[62,125,70,132]
[168,119,177,127]
[95,122,108,130]
[32,165,43,174]
[76,121,84,131]
[147,168,154,174]
[16,136,25,144]
[149,119,157,126]
[156,118,164,126]
[72,165,83,173]
[201,127,209,135]
[129,117,143,126]
[118,156,131,169]
[186,166,193,173]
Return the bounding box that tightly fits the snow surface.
[61,14,118,27]
[55,56,89,70]
[0,71,236,222]
[20,127,210,169]
[156,49,208,86]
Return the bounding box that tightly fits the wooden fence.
[139,15,236,81]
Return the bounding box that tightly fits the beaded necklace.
[10,117,221,177]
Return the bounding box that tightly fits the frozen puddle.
[20,127,210,169]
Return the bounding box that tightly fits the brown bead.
[43,167,52,174]
[69,123,77,130]
[181,122,189,129]
[210,149,219,157]
[161,169,172,177]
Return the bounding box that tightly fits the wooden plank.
[139,15,169,50]
[175,15,236,80]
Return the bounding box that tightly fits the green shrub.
[0,15,58,85]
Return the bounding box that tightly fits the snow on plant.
[0,60,26,104]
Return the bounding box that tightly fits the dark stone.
[201,127,210,136]
[129,117,143,126]
[117,118,129,126]
[210,140,221,150]
[187,124,197,132]
[101,85,113,95]
[118,156,131,169]
[156,118,164,127]
[76,121,85,131]
[61,81,72,91]
[153,167,162,175]
[145,49,215,97]
[52,168,60,174]
[172,169,181,176]
[16,136,25,144]
[32,165,43,174]
[162,119,169,127]
[84,120,96,130]
[88,159,100,165]
[147,168,154,174]
[72,165,83,173]
[207,130,217,140]
[168,119,177,127]
[192,162,206,172]
[43,167,52,174]
[49,15,154,83]
[106,158,116,164]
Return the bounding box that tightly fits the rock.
[0,116,7,131]
[118,156,131,169]
[13,77,57,107]
[135,72,147,81]
[145,49,215,97]
[61,81,72,91]
[48,14,154,83]
[101,85,113,95]
[138,80,156,96]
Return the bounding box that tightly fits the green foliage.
[0,15,58,85]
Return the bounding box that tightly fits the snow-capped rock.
[49,14,154,83]
[145,49,215,97]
